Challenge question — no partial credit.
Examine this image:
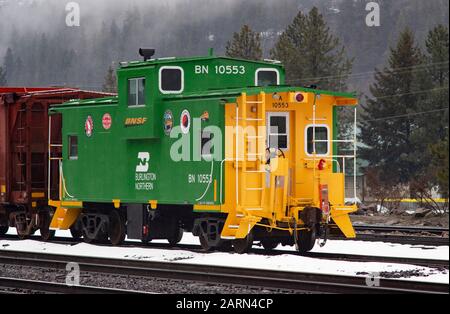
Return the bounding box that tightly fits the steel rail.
[0,277,150,294]
[2,229,449,246]
[354,224,449,235]
[1,224,448,248]
[334,233,449,246]
[296,252,448,269]
[0,250,447,294]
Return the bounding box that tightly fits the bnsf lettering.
[125,117,148,126]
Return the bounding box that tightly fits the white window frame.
[266,112,290,151]
[304,124,330,157]
[159,66,184,94]
[128,77,146,107]
[255,68,280,86]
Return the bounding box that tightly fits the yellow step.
[221,215,262,239]
[50,207,82,230]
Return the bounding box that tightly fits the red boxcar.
[0,87,113,238]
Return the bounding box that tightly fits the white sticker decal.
[135,152,156,191]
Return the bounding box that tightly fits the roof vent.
[139,48,155,61]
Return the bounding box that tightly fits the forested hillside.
[0,0,448,94]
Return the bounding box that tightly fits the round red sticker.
[180,109,191,134]
[85,116,93,137]
[102,113,112,130]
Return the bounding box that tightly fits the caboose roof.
[51,54,356,109]
[166,85,357,103]
[118,55,283,69]
[51,85,357,109]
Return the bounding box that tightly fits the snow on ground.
[2,230,449,284]
[160,232,450,261]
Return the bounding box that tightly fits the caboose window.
[68,135,78,160]
[256,68,280,86]
[128,78,146,107]
[306,125,329,156]
[159,66,184,94]
[267,112,289,150]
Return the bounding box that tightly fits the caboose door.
[265,111,292,217]
[266,112,290,152]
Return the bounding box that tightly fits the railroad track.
[348,224,449,246]
[337,233,449,246]
[1,234,448,269]
[354,224,449,235]
[2,224,448,247]
[299,252,448,269]
[0,250,447,294]
[1,224,448,248]
[0,277,147,294]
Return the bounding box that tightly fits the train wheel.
[199,233,213,252]
[0,225,8,236]
[168,227,183,246]
[261,239,279,252]
[141,238,152,245]
[218,240,233,252]
[15,220,28,240]
[296,227,316,255]
[82,230,95,244]
[83,230,107,244]
[39,211,55,241]
[109,210,126,246]
[70,223,83,240]
[17,231,28,240]
[233,231,254,254]
[98,231,109,243]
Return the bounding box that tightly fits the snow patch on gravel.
[1,230,448,284]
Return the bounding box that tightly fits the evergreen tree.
[424,25,449,140]
[429,137,449,198]
[359,28,428,187]
[225,25,263,61]
[426,25,449,88]
[102,65,117,93]
[424,25,449,196]
[270,7,353,90]
[0,66,6,86]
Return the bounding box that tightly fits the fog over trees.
[0,0,448,94]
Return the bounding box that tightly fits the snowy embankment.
[1,230,449,284]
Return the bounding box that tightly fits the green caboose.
[49,49,358,253]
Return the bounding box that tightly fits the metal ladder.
[47,115,63,200]
[221,92,266,240]
[14,104,26,194]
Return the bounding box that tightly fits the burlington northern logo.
[125,117,148,126]
[136,152,150,172]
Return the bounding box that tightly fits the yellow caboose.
[195,87,358,254]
